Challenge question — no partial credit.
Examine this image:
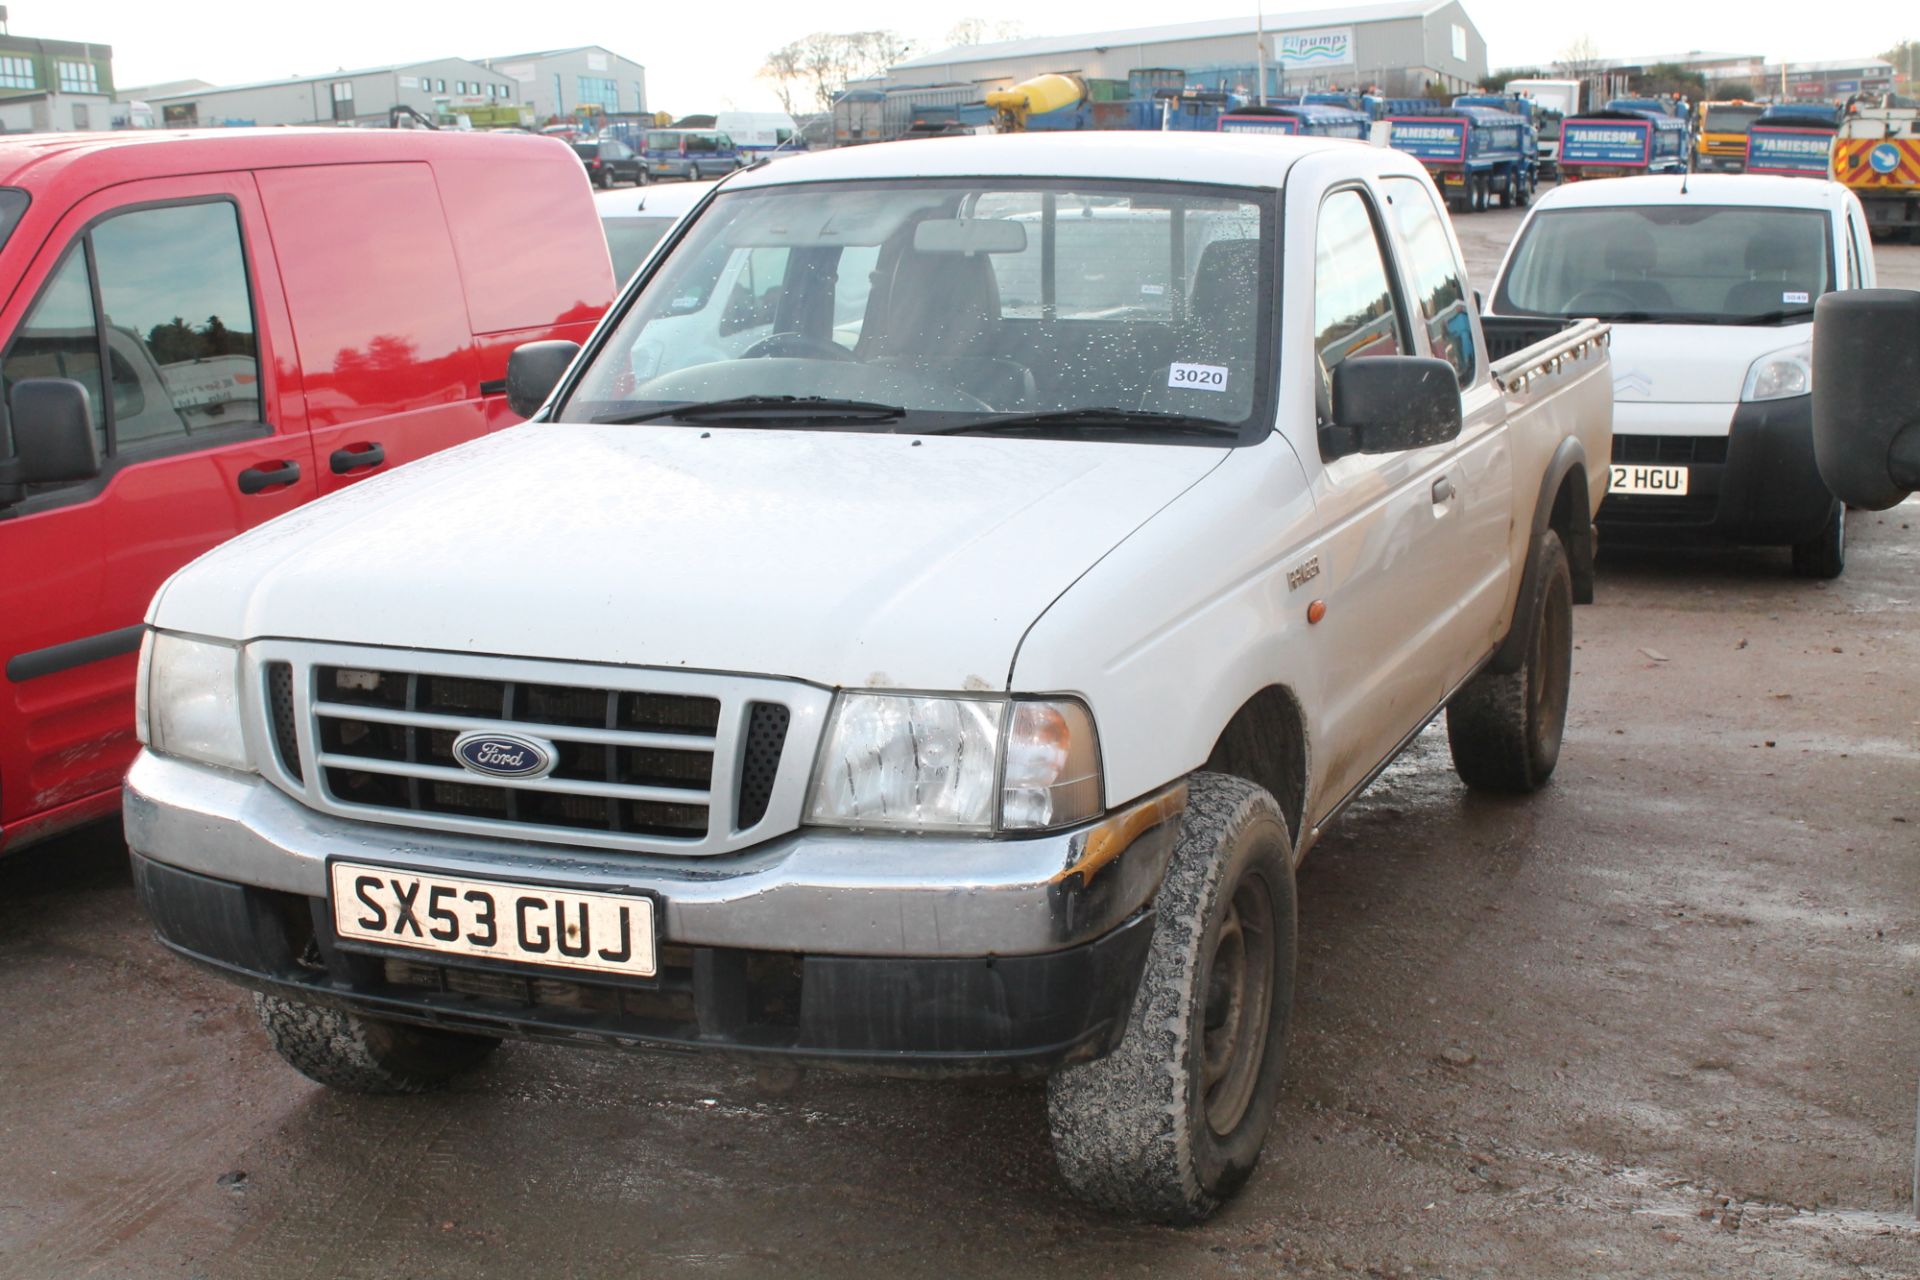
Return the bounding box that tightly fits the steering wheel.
[1564,286,1645,315]
[741,332,857,361]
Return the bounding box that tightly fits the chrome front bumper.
[123,751,1185,958]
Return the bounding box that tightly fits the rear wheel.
[1791,502,1846,579]
[689,163,703,181]
[1047,773,1297,1223]
[255,993,499,1094]
[1447,532,1574,793]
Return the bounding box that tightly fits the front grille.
[259,645,827,856]
[266,662,304,783]
[1612,434,1729,465]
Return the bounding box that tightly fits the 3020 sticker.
[1169,362,1229,392]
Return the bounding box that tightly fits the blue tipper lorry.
[1216,103,1370,140]
[1385,104,1535,212]
[1558,105,1690,182]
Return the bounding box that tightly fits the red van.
[0,129,614,854]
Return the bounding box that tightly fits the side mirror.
[505,340,581,419]
[1322,356,1463,459]
[1811,289,1920,510]
[0,378,100,503]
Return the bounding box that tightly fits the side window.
[1313,189,1405,375]
[1,201,262,477]
[90,202,262,447]
[2,247,110,460]
[1381,176,1477,386]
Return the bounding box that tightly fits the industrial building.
[883,1,1488,101]
[1761,58,1897,101]
[474,46,647,125]
[0,30,115,132]
[139,58,521,128]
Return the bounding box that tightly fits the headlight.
[805,692,1102,834]
[140,632,250,772]
[1741,343,1811,402]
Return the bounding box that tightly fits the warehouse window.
[0,57,34,89]
[330,80,353,121]
[578,75,618,114]
[57,61,99,93]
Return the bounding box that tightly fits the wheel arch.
[1491,436,1593,674]
[1201,685,1309,846]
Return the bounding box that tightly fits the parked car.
[594,180,717,281]
[1489,173,1874,577]
[572,138,645,188]
[0,128,614,856]
[640,128,743,180]
[124,133,1611,1223]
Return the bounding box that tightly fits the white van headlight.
[139,632,250,772]
[805,693,1102,834]
[1741,343,1811,402]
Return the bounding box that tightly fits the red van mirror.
[0,377,100,504]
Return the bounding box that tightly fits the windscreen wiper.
[594,395,906,425]
[929,407,1240,438]
[1736,308,1815,325]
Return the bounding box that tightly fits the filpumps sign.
[1275,27,1355,70]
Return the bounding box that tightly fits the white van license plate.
[329,863,656,978]
[1611,464,1689,496]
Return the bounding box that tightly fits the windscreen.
[1496,205,1832,324]
[1704,105,1765,134]
[601,216,676,281]
[558,178,1275,441]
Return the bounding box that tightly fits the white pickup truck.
[122,134,1611,1221]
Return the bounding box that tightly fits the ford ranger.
[121,134,1612,1221]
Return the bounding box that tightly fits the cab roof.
[1531,173,1856,214]
[0,127,577,189]
[724,132,1375,193]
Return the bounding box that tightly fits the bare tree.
[947,18,993,46]
[760,30,918,114]
[758,44,804,117]
[1555,34,1602,82]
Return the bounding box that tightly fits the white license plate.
[1611,464,1689,496]
[329,863,656,978]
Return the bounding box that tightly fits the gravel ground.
[0,187,1916,1280]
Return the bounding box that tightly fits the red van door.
[254,163,484,495]
[0,175,315,852]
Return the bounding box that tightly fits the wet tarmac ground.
[1,196,1918,1280]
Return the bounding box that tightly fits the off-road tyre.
[1447,531,1573,793]
[1791,502,1845,579]
[255,993,499,1094]
[1047,773,1297,1224]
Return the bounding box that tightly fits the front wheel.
[255,993,499,1094]
[1447,531,1574,793]
[1791,502,1845,579]
[1047,773,1297,1223]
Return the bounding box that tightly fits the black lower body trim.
[1600,396,1834,547]
[131,854,1154,1077]
[7,623,144,683]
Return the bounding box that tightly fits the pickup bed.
[124,133,1612,1221]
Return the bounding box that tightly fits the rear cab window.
[1380,177,1478,385]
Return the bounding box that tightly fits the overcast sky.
[49,0,1920,116]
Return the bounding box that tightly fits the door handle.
[330,442,386,474]
[1432,475,1457,504]
[237,460,302,495]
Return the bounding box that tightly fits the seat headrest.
[1745,233,1800,274]
[1603,227,1658,274]
[1190,240,1260,320]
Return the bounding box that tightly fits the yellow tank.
[986,73,1087,128]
